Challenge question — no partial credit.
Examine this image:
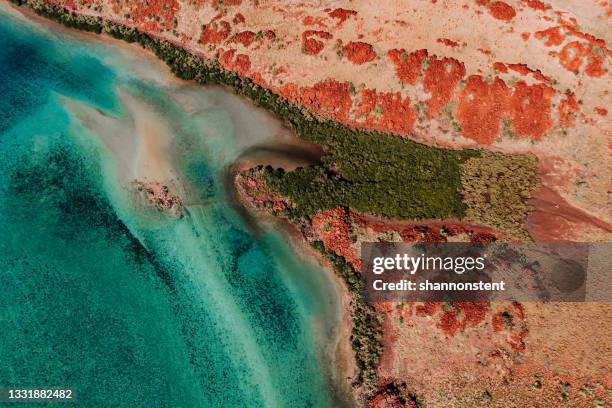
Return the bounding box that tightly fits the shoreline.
[3,1,363,403]
[228,156,358,407]
[4,0,386,396]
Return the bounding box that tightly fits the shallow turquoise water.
[0,7,341,407]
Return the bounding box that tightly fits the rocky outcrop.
[135,181,183,217]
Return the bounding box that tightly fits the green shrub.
[460,152,540,240]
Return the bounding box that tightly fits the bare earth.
[47,0,611,241]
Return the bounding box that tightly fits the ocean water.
[0,6,343,407]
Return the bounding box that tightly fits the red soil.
[310,207,361,270]
[219,49,251,76]
[528,186,612,241]
[328,8,357,25]
[507,81,554,139]
[301,30,332,55]
[369,387,414,408]
[298,79,353,121]
[558,91,580,127]
[535,26,565,46]
[200,18,231,44]
[456,76,509,144]
[524,0,547,11]
[342,41,377,64]
[489,1,516,21]
[436,38,463,48]
[423,56,466,117]
[387,49,428,84]
[228,30,256,47]
[594,107,608,116]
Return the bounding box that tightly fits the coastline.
[7,0,385,395]
[3,1,363,403]
[229,154,358,406]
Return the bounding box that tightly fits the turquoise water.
[0,7,342,407]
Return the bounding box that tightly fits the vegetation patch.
[460,152,540,240]
[263,128,478,220]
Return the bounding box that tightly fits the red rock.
[456,76,509,144]
[219,49,251,76]
[228,31,256,47]
[387,49,427,85]
[423,56,465,117]
[328,8,357,25]
[437,38,462,48]
[535,26,565,47]
[558,91,579,127]
[376,92,416,134]
[524,0,547,10]
[342,41,377,64]
[559,41,586,72]
[233,12,245,24]
[422,229,447,242]
[507,81,554,139]
[302,30,332,55]
[509,329,529,351]
[492,311,507,332]
[401,228,421,242]
[212,0,241,6]
[493,62,508,73]
[455,302,489,327]
[311,207,360,269]
[416,302,440,316]
[437,309,461,336]
[443,225,468,236]
[470,231,498,242]
[489,1,516,21]
[299,80,353,121]
[585,54,605,77]
[107,0,180,31]
[200,18,231,44]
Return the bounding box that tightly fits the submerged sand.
[53,31,353,406]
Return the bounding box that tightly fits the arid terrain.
[16,0,612,406]
[41,0,611,241]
